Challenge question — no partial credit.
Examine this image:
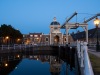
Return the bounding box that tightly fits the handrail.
[77,41,94,75]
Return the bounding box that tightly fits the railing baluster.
[77,41,94,75]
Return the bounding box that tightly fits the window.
[30,35,33,37]
[45,37,48,42]
[54,27,58,30]
[34,35,38,37]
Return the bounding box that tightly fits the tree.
[0,24,23,44]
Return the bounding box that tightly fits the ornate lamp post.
[94,17,100,51]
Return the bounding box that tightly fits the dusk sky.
[0,0,100,34]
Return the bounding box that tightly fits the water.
[0,53,75,75]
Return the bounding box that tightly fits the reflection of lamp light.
[17,55,20,58]
[6,36,9,39]
[94,17,100,52]
[37,58,38,60]
[5,63,8,67]
[15,67,17,69]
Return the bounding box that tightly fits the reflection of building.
[49,56,62,75]
[28,55,63,75]
[23,17,73,45]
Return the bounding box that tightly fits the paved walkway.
[88,48,100,58]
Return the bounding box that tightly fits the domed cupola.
[50,17,61,33]
[50,17,60,25]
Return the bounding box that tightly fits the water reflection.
[0,53,75,75]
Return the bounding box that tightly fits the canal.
[0,47,76,75]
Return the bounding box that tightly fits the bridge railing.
[0,44,34,50]
[77,41,94,75]
[0,44,65,50]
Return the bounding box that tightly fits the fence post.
[77,40,81,58]
[25,44,26,49]
[20,44,21,49]
[29,44,30,48]
[80,41,84,67]
[14,44,15,49]
[2,45,3,50]
[8,45,9,50]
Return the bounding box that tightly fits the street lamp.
[94,17,100,51]
[6,36,9,45]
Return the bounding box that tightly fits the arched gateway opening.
[54,35,59,44]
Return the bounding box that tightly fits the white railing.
[77,41,94,75]
[0,44,34,50]
[0,44,64,50]
[88,43,96,48]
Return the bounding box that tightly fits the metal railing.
[77,41,94,75]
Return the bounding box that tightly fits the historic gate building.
[23,17,73,45]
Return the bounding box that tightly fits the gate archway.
[54,35,59,44]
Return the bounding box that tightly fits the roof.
[71,28,100,41]
[29,33,42,35]
[50,17,60,25]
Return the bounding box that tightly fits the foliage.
[0,24,23,44]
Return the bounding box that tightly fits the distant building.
[71,28,100,44]
[23,17,73,45]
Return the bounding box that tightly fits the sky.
[0,0,100,34]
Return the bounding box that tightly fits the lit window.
[30,35,33,37]
[34,35,38,37]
